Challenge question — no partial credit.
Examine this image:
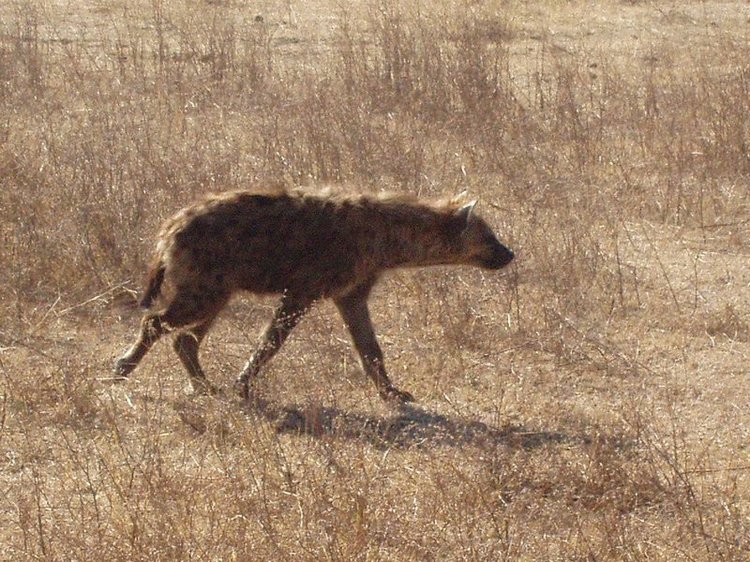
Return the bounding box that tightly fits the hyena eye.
[484,233,499,246]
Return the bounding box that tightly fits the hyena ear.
[450,200,478,233]
[457,200,477,222]
[450,190,470,205]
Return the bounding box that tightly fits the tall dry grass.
[0,0,749,560]
[1,1,747,317]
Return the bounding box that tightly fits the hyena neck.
[369,204,455,270]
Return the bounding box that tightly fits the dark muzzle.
[484,244,514,270]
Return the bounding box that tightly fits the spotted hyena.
[114,187,514,403]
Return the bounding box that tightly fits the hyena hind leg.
[114,313,169,379]
[173,317,220,395]
[114,289,227,387]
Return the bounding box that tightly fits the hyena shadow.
[248,398,577,451]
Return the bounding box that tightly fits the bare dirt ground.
[0,0,749,560]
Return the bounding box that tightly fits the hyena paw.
[382,387,415,404]
[190,378,219,397]
[234,378,251,401]
[113,358,136,380]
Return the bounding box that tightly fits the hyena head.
[446,201,514,270]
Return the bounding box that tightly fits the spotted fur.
[115,187,514,401]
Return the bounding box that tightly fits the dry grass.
[1,0,749,559]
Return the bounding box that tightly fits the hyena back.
[115,188,514,402]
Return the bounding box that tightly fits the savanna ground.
[0,0,749,559]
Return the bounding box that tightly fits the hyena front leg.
[335,288,414,404]
[236,296,311,401]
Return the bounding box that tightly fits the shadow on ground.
[242,397,581,450]
[119,387,583,451]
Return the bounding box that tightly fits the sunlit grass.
[0,0,748,560]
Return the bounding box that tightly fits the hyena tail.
[140,259,166,309]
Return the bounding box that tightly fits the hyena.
[114,188,514,403]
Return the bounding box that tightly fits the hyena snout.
[460,211,514,270]
[482,242,514,269]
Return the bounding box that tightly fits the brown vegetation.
[0,0,748,560]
